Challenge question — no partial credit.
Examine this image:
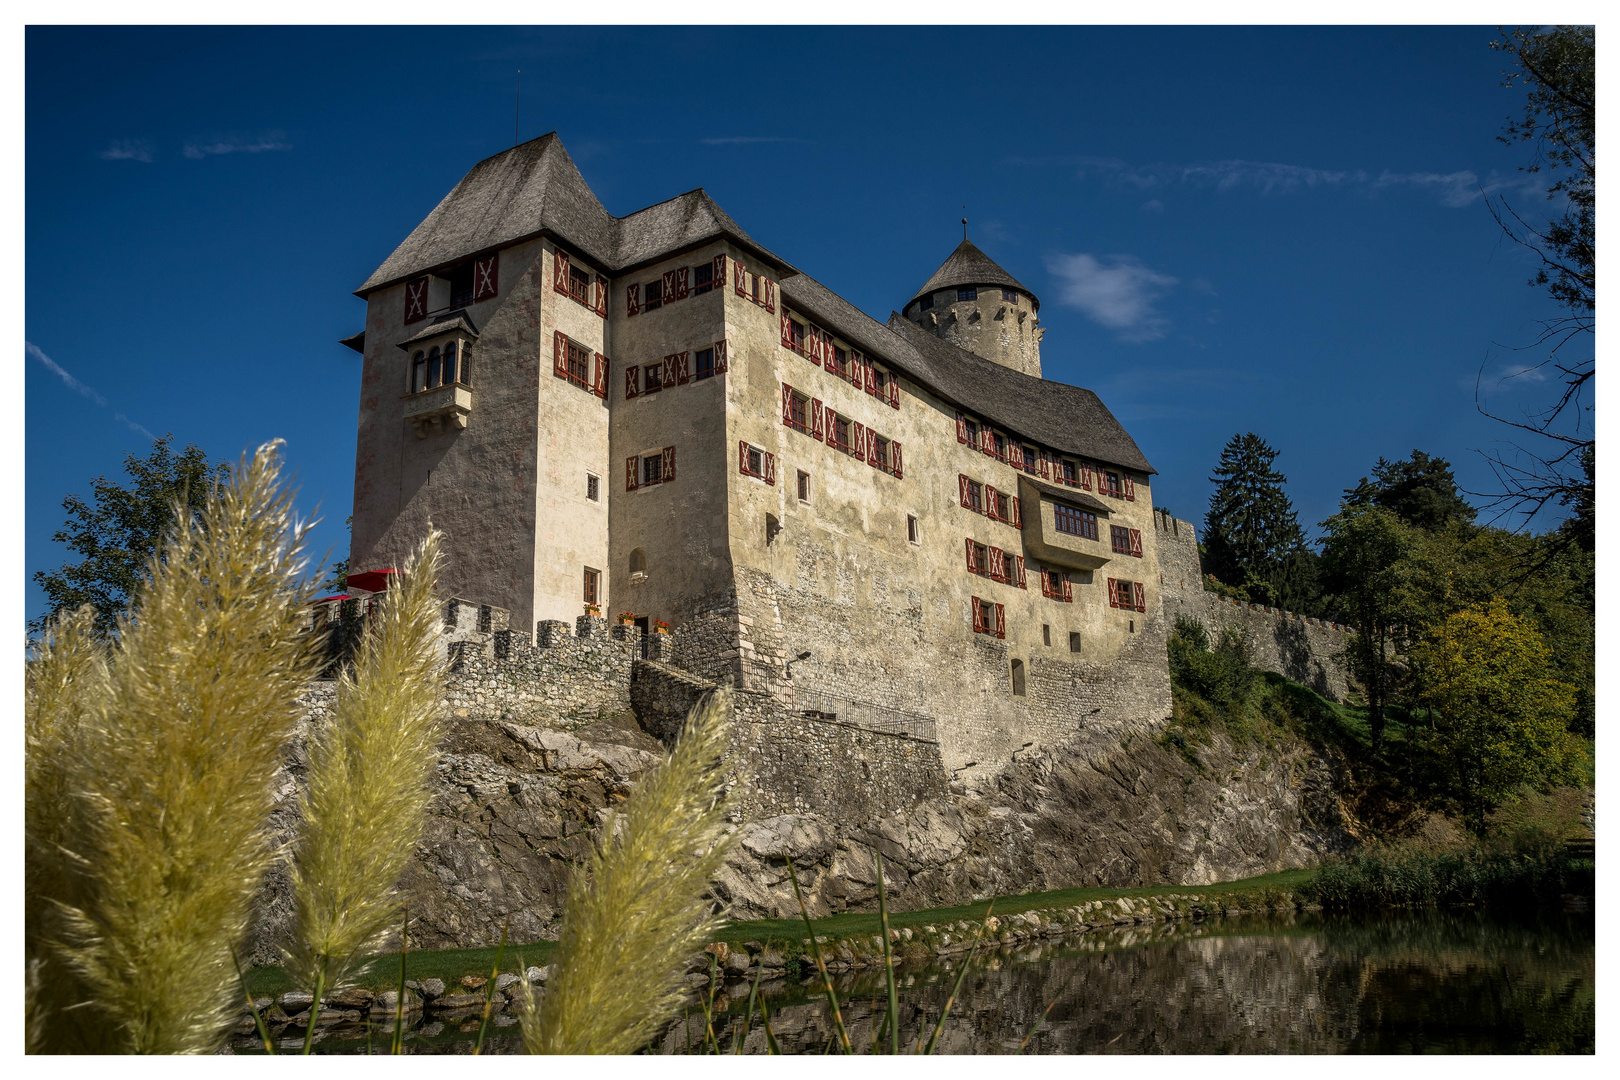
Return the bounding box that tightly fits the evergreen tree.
[1202,433,1307,602]
[1343,449,1476,532]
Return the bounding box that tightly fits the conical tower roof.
[908,239,1036,309]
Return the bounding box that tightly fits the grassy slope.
[242,867,1314,997]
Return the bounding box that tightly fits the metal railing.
[792,687,939,743]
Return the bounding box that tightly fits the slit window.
[1010,659,1026,696]
[907,514,919,543]
[797,470,811,503]
[586,472,600,502]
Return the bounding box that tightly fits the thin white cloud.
[100,139,154,163]
[28,341,156,439]
[1045,253,1178,343]
[700,136,809,145]
[182,131,292,159]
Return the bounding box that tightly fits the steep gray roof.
[777,272,1153,474]
[396,310,480,350]
[358,132,792,295]
[908,239,1036,308]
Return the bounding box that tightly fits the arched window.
[629,548,647,580]
[426,346,442,389]
[442,341,459,385]
[410,351,426,393]
[1010,658,1026,696]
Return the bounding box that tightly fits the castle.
[340,133,1176,777]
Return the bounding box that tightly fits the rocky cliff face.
[252,687,1351,957]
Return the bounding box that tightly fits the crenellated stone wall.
[1153,512,1353,702]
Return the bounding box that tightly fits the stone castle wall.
[1154,512,1353,702]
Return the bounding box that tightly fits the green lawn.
[242,867,1312,998]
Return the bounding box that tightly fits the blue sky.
[24,24,1583,624]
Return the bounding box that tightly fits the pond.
[259,906,1593,1055]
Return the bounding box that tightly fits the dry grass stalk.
[282,530,447,1030]
[32,441,322,1053]
[520,689,736,1055]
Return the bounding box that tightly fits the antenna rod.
[962,207,968,242]
[515,70,521,146]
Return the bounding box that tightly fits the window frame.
[583,567,600,606]
[1053,503,1098,540]
[958,286,977,302]
[642,277,664,311]
[586,472,600,502]
[694,347,716,380]
[797,469,811,503]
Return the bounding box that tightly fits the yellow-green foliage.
[283,530,447,1006]
[1412,598,1581,831]
[26,442,324,1054]
[520,690,736,1055]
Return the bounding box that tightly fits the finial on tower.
[962,206,967,241]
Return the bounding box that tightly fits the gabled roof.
[358,132,794,296]
[777,271,1152,474]
[396,310,480,350]
[908,239,1036,308]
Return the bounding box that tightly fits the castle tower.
[901,239,1043,378]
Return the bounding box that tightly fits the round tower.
[902,239,1044,378]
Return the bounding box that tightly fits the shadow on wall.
[1274,619,1327,695]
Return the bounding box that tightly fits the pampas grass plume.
[282,529,447,1010]
[521,689,736,1054]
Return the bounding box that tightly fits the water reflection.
[275,908,1592,1054]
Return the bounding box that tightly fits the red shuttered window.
[851,421,865,462]
[964,538,978,573]
[592,353,608,398]
[888,377,900,409]
[811,398,825,441]
[780,313,793,348]
[763,278,777,313]
[661,445,676,482]
[764,451,777,486]
[956,413,969,443]
[1107,578,1119,608]
[672,351,691,385]
[593,277,608,315]
[1133,582,1146,612]
[994,603,1005,639]
[404,277,429,324]
[1062,572,1073,602]
[971,596,987,633]
[714,339,728,373]
[553,330,569,379]
[553,250,571,296]
[1013,555,1026,589]
[1011,496,1023,529]
[712,254,726,294]
[734,260,747,295]
[624,365,640,399]
[674,266,690,300]
[626,283,641,316]
[662,270,677,305]
[1129,528,1143,558]
[959,474,972,507]
[473,255,498,302]
[625,457,639,491]
[892,441,903,479]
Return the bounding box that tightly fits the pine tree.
[1202,433,1307,602]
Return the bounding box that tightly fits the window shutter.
[626,456,639,491]
[781,384,794,426]
[862,354,875,394]
[764,278,777,313]
[553,331,569,379]
[892,441,903,479]
[404,277,429,324]
[959,474,972,507]
[965,538,976,573]
[553,249,570,296]
[852,421,865,461]
[781,312,793,348]
[1014,555,1026,589]
[888,377,900,409]
[1081,463,1094,491]
[1130,528,1143,558]
[675,351,691,384]
[734,260,747,295]
[1038,452,1050,479]
[624,365,640,399]
[714,339,728,373]
[985,485,999,521]
[739,440,750,475]
[994,603,1005,639]
[989,546,1005,580]
[1123,474,1136,501]
[662,446,676,483]
[594,276,608,316]
[867,428,879,468]
[1133,582,1146,612]
[956,412,968,443]
[764,452,777,486]
[1011,496,1022,529]
[812,398,825,441]
[712,254,726,292]
[674,266,690,300]
[474,255,498,301]
[593,353,608,398]
[971,596,984,633]
[626,282,641,316]
[1107,578,1118,608]
[1010,443,1024,470]
[1063,572,1073,603]
[661,269,677,304]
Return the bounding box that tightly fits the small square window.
[1069,632,1082,653]
[797,470,811,503]
[958,287,977,302]
[694,347,716,380]
[747,446,763,476]
[642,455,663,485]
[907,514,919,544]
[586,473,600,502]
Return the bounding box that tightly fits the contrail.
[28,341,156,439]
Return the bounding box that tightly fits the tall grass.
[282,529,447,1042]
[1306,843,1591,910]
[26,442,324,1054]
[518,689,736,1054]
